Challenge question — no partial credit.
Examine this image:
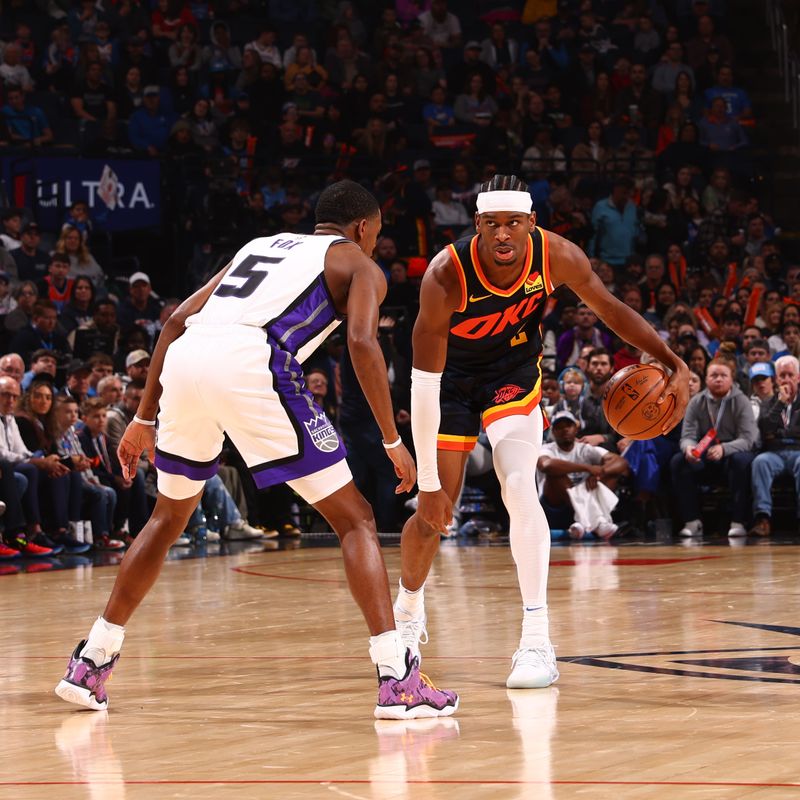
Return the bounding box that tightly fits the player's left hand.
[118,419,156,480]
[384,442,417,494]
[659,360,690,435]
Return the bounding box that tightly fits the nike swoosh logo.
[469,293,492,302]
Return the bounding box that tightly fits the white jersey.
[186,233,347,363]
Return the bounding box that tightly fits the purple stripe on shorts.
[248,345,347,490]
[155,450,219,481]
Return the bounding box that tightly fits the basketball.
[602,363,674,440]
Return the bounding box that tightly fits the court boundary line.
[2,779,799,787]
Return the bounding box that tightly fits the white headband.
[476,190,532,215]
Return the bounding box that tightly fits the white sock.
[394,579,425,620]
[369,629,407,679]
[520,604,550,649]
[81,616,125,665]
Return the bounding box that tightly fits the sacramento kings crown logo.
[304,413,340,453]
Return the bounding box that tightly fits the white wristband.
[382,436,402,450]
[411,367,442,492]
[133,415,156,427]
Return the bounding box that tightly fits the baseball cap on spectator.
[22,222,40,234]
[749,362,775,380]
[464,41,481,51]
[126,350,151,369]
[128,272,150,286]
[551,410,579,426]
[414,159,431,171]
[66,359,91,377]
[143,85,160,97]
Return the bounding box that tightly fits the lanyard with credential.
[691,394,729,458]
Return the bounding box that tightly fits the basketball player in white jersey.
[395,175,689,688]
[55,181,458,720]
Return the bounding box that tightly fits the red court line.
[2,780,799,788]
[232,566,344,583]
[231,565,798,596]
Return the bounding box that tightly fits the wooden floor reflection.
[3,540,800,799]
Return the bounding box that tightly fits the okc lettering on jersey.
[450,291,544,340]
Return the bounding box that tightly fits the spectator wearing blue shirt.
[704,65,752,122]
[2,87,52,147]
[699,96,748,152]
[589,177,641,267]
[128,85,177,156]
[423,86,455,135]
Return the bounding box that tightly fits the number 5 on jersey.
[214,254,284,299]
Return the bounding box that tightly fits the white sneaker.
[223,520,264,540]
[506,644,559,689]
[394,615,428,661]
[205,529,221,543]
[568,522,585,540]
[678,519,703,537]
[69,521,84,544]
[171,533,192,547]
[596,521,618,540]
[727,522,747,538]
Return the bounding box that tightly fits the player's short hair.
[315,180,380,226]
[477,174,528,194]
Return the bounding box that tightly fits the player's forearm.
[596,299,685,373]
[348,336,399,443]
[539,458,590,476]
[138,265,230,420]
[135,315,183,420]
[411,368,442,492]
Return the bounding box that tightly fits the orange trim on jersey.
[539,227,554,294]
[437,434,478,452]
[470,234,533,298]
[482,384,543,428]
[448,243,469,313]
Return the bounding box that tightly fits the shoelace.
[513,647,555,668]
[399,617,429,647]
[418,671,441,691]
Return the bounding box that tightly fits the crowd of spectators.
[0,0,797,556]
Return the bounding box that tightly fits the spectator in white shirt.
[419,0,462,50]
[432,183,470,229]
[244,26,281,69]
[0,43,34,92]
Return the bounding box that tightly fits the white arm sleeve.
[411,367,442,492]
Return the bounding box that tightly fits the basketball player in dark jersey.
[394,175,689,688]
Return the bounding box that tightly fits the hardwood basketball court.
[2,538,799,799]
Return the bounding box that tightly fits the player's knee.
[502,470,535,501]
[329,497,377,538]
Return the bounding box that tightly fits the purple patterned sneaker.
[55,640,120,711]
[374,649,459,720]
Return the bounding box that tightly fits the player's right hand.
[118,420,156,480]
[385,442,417,494]
[417,489,453,533]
